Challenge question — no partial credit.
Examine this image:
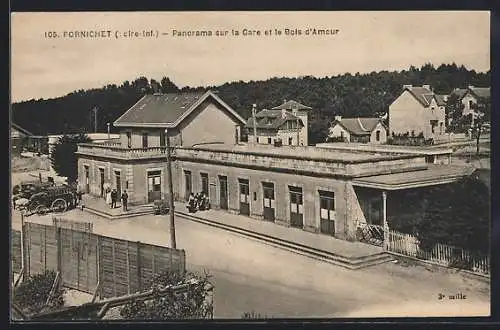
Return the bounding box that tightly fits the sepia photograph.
[10,11,491,321]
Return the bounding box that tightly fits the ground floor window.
[319,190,335,235]
[84,165,90,192]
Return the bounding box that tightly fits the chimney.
[422,84,431,90]
[403,84,412,90]
[281,108,287,118]
[283,99,287,104]
[334,115,342,122]
[443,95,449,102]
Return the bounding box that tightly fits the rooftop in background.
[271,99,312,111]
[332,117,385,136]
[245,109,303,129]
[187,142,415,163]
[113,90,246,128]
[451,85,491,100]
[316,142,453,155]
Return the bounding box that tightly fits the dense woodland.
[12,63,490,144]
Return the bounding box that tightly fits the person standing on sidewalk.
[111,189,117,209]
[105,188,112,209]
[121,190,128,211]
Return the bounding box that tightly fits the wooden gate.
[355,221,384,246]
[59,228,99,293]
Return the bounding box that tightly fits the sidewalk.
[173,202,383,259]
[80,194,384,261]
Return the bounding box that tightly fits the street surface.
[11,209,490,318]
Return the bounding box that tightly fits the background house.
[245,100,311,146]
[451,85,490,127]
[388,84,447,139]
[327,116,388,144]
[11,123,32,157]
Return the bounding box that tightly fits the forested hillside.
[12,63,489,144]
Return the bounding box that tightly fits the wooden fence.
[387,229,490,275]
[14,219,186,298]
[12,230,22,273]
[98,236,186,298]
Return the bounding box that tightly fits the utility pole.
[165,128,177,249]
[252,104,257,144]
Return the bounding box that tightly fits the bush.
[13,270,65,316]
[119,270,214,320]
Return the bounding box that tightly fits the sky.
[11,11,490,102]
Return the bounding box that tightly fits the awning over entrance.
[352,165,476,190]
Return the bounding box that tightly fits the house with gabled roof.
[451,85,490,126]
[388,84,447,139]
[114,90,247,148]
[327,116,388,144]
[245,99,312,146]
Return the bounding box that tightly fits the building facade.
[77,91,474,244]
[451,85,490,127]
[389,85,447,139]
[246,100,311,146]
[328,117,388,144]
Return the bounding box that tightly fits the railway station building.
[76,90,475,242]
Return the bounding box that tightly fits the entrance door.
[147,171,162,203]
[114,171,121,197]
[319,191,335,235]
[262,182,275,222]
[84,166,90,193]
[289,186,304,228]
[99,168,105,197]
[201,173,209,196]
[184,170,192,201]
[219,175,228,210]
[239,179,250,216]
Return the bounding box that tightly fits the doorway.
[147,170,162,203]
[219,175,228,210]
[262,182,275,222]
[239,178,250,216]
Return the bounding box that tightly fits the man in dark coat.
[121,190,128,211]
[111,189,118,208]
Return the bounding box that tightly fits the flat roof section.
[316,142,453,155]
[352,165,475,190]
[188,143,419,164]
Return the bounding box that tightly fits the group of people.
[186,192,210,213]
[105,187,129,211]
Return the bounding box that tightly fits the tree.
[470,97,491,154]
[416,176,490,256]
[50,134,92,183]
[13,270,65,316]
[160,77,180,93]
[445,93,466,133]
[119,271,213,320]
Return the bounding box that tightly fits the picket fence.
[387,230,489,275]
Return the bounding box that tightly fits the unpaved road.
[11,208,490,319]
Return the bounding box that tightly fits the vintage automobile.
[25,185,77,215]
[12,180,55,208]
